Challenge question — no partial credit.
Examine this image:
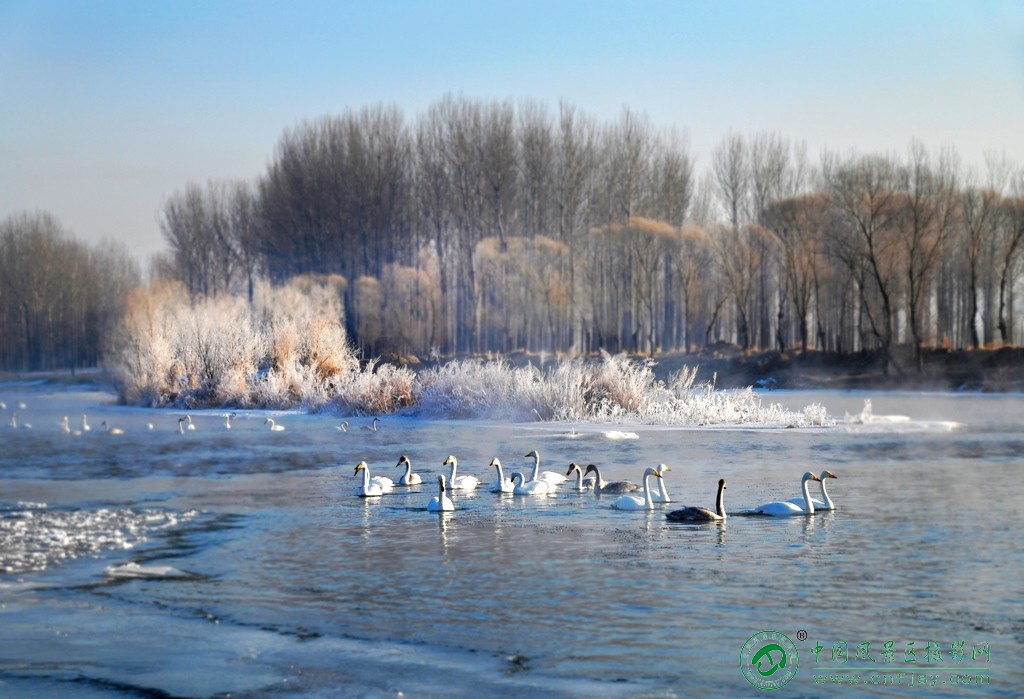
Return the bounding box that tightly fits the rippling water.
[0,383,1021,697]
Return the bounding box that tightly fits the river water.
[0,381,1020,697]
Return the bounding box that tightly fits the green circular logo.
[740,630,799,690]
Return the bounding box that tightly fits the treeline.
[159,96,1024,372]
[0,212,139,372]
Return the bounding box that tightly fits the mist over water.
[1,382,1021,697]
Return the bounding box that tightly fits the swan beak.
[811,474,821,481]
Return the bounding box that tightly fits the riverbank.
[401,345,1024,393]
[636,346,1024,392]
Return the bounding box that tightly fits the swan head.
[396,455,411,467]
[353,461,369,476]
[509,471,525,485]
[489,457,501,467]
[660,466,671,475]
[566,462,582,476]
[443,455,457,467]
[524,450,539,459]
[584,464,598,475]
[802,471,821,482]
[822,470,838,480]
[644,467,663,479]
[264,418,272,425]
[718,478,727,489]
[437,474,447,488]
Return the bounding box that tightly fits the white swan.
[524,449,567,485]
[565,463,595,492]
[666,479,727,522]
[100,420,124,435]
[81,414,91,432]
[184,415,196,431]
[336,421,349,432]
[651,465,672,503]
[510,471,553,496]
[223,413,235,430]
[610,467,663,510]
[786,470,838,510]
[427,474,455,512]
[264,418,286,432]
[443,455,479,491]
[363,416,381,432]
[395,454,423,485]
[489,457,515,493]
[751,472,822,516]
[584,464,640,495]
[353,461,384,497]
[177,417,190,434]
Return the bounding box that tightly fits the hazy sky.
[2,0,1022,262]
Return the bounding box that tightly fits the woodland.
[2,96,1023,394]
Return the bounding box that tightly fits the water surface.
[1,384,1020,697]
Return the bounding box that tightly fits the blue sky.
[1,0,1022,261]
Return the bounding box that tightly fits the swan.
[443,455,479,491]
[9,412,17,429]
[184,415,196,431]
[177,417,190,434]
[427,475,455,512]
[363,416,381,432]
[786,470,838,510]
[666,479,727,522]
[565,463,595,492]
[353,461,385,497]
[395,455,423,485]
[336,421,349,432]
[264,418,286,432]
[81,414,91,432]
[524,450,568,485]
[751,472,822,516]
[584,464,640,495]
[60,416,70,435]
[100,420,125,435]
[488,457,515,493]
[510,471,554,496]
[223,413,236,430]
[610,467,663,510]
[651,465,672,503]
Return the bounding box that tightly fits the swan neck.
[530,454,540,481]
[802,478,815,513]
[820,478,834,509]
[642,473,653,509]
[716,484,726,517]
[574,468,583,490]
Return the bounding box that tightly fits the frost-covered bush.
[106,276,357,407]
[332,359,417,415]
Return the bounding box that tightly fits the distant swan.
[610,467,663,510]
[489,457,515,493]
[81,414,91,432]
[443,455,479,491]
[565,463,595,492]
[524,450,567,485]
[395,454,423,485]
[184,415,196,431]
[666,479,727,522]
[651,465,672,503]
[751,472,822,516]
[336,421,349,432]
[787,470,838,510]
[223,413,236,430]
[353,461,385,497]
[177,417,190,434]
[60,416,82,436]
[584,464,639,495]
[427,474,455,512]
[100,420,125,435]
[363,417,381,432]
[264,418,285,432]
[510,471,553,496]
